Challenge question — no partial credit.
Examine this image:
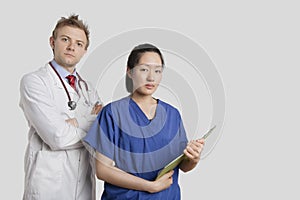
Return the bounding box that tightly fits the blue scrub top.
[84,97,188,200]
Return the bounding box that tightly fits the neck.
[131,93,155,104]
[65,67,75,74]
[61,65,75,74]
[130,92,158,120]
[54,60,76,74]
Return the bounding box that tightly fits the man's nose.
[67,42,75,51]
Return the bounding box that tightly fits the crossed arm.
[95,152,174,193]
[95,138,205,193]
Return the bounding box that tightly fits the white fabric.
[20,63,100,200]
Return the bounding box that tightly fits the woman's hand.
[180,139,205,172]
[95,152,174,194]
[183,139,205,164]
[147,170,174,193]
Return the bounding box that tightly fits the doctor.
[19,14,102,200]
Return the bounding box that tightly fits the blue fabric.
[84,97,188,200]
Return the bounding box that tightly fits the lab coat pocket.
[30,151,63,198]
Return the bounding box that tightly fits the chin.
[143,89,157,96]
[133,90,153,96]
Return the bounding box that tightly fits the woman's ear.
[125,67,133,93]
[126,67,132,78]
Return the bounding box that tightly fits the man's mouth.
[65,53,74,57]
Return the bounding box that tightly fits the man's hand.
[91,102,103,115]
[66,118,79,127]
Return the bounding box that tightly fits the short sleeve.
[83,104,116,161]
[178,114,188,152]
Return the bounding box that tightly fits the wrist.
[143,180,156,193]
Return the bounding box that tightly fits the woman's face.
[128,52,163,96]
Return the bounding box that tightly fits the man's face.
[50,26,87,73]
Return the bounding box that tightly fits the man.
[19,14,102,200]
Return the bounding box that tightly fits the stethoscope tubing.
[49,62,89,110]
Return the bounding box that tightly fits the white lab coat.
[20,63,100,200]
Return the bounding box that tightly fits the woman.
[84,43,204,199]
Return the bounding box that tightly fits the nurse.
[84,43,205,199]
[19,14,102,200]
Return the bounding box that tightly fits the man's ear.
[49,37,55,50]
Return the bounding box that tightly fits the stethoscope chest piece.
[49,61,90,111]
[68,101,77,110]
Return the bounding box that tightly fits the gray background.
[1,0,299,199]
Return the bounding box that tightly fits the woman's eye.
[62,38,68,42]
[77,43,83,47]
[155,70,162,73]
[140,68,148,72]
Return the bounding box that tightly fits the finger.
[74,119,79,127]
[91,104,103,114]
[95,105,103,113]
[65,119,73,124]
[191,139,205,150]
[189,145,201,156]
[191,139,204,147]
[184,149,196,160]
[164,170,174,178]
[159,170,174,180]
[184,148,198,160]
[188,142,203,153]
[195,138,205,145]
[69,119,77,127]
[66,118,78,127]
[188,142,199,150]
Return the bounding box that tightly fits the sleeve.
[19,73,86,150]
[176,109,188,153]
[83,104,116,161]
[75,80,102,132]
[178,116,188,151]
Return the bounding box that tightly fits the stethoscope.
[49,62,90,110]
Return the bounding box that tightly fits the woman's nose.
[147,71,155,81]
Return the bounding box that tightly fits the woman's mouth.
[145,84,155,89]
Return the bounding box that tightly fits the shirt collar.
[50,59,77,81]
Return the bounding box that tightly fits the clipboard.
[155,125,216,180]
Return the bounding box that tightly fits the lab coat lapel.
[46,63,79,96]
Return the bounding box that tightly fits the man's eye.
[77,43,83,47]
[62,38,68,42]
[140,68,148,72]
[155,70,162,73]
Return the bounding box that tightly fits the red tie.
[66,75,76,91]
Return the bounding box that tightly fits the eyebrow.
[60,35,86,44]
[138,64,163,68]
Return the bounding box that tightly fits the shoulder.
[158,99,181,116]
[107,96,131,110]
[99,96,130,115]
[20,64,51,85]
